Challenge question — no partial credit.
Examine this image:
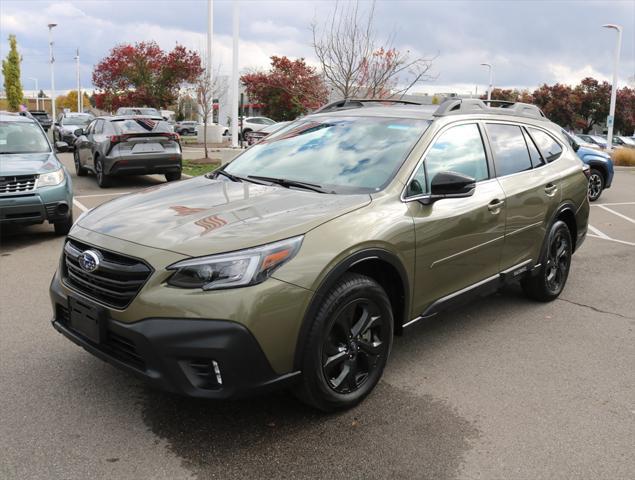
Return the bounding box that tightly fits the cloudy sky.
[1,0,634,96]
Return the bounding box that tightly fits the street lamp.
[28,77,39,110]
[480,63,493,102]
[48,23,57,122]
[602,23,622,151]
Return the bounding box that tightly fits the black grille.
[62,239,152,309]
[0,175,36,194]
[105,332,145,370]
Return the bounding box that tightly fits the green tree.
[2,35,24,111]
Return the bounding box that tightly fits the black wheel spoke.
[358,338,382,356]
[331,363,351,390]
[324,350,347,370]
[345,360,359,390]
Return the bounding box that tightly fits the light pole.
[74,48,81,112]
[230,0,239,148]
[480,63,493,102]
[207,0,214,124]
[28,77,39,110]
[602,23,622,151]
[48,23,57,121]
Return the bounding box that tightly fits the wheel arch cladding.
[293,249,410,370]
[556,205,578,252]
[585,159,608,181]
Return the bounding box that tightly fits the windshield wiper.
[208,169,270,186]
[247,175,330,194]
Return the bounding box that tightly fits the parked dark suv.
[28,110,52,131]
[73,116,182,187]
[51,99,589,410]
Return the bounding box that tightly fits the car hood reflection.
[77,176,371,256]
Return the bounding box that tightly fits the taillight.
[108,134,131,146]
[160,132,180,142]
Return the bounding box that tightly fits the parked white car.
[223,116,277,139]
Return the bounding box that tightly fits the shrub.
[611,147,635,166]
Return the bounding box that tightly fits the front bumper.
[0,180,72,225]
[50,272,301,399]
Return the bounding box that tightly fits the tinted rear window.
[112,118,172,134]
[529,128,563,162]
[486,124,532,177]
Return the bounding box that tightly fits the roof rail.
[313,98,423,114]
[434,98,547,121]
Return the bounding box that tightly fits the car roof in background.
[0,112,38,123]
[98,115,166,121]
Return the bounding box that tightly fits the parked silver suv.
[73,116,182,187]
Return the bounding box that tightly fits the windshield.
[225,116,430,193]
[0,121,50,154]
[62,116,92,126]
[112,118,172,134]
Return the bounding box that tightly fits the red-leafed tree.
[92,41,202,111]
[572,77,612,133]
[481,88,533,103]
[531,83,579,128]
[615,87,635,136]
[241,56,328,121]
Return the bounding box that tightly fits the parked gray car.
[73,116,182,187]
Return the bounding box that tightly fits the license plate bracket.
[68,296,105,344]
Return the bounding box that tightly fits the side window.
[102,121,115,135]
[486,124,532,177]
[422,123,489,191]
[85,120,96,134]
[523,128,544,168]
[528,128,563,162]
[94,120,104,134]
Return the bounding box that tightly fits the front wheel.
[521,220,572,302]
[74,150,88,176]
[295,273,393,411]
[587,168,604,202]
[54,212,74,236]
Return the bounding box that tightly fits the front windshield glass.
[0,121,50,154]
[225,116,430,193]
[62,116,92,126]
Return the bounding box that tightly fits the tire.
[241,129,252,141]
[587,168,604,202]
[295,273,394,411]
[74,149,88,176]
[521,220,572,302]
[95,157,111,188]
[54,211,74,236]
[165,171,182,182]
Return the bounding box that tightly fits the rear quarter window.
[486,124,532,177]
[528,128,563,162]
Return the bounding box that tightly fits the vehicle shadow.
[0,223,63,253]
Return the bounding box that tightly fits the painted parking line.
[587,234,635,247]
[587,224,610,239]
[72,198,89,212]
[75,192,131,199]
[595,205,635,225]
[592,201,635,207]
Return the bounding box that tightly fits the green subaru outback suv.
[50,99,589,411]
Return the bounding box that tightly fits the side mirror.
[54,141,70,152]
[571,141,580,152]
[74,128,84,137]
[418,171,476,205]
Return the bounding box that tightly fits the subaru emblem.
[78,250,101,273]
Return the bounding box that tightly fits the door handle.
[544,183,558,195]
[488,199,505,213]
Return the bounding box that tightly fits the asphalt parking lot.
[1,156,633,480]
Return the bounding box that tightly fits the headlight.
[166,236,303,290]
[38,168,65,187]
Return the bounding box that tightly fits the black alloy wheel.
[74,150,87,176]
[544,227,571,295]
[95,157,110,188]
[587,169,604,202]
[322,298,387,394]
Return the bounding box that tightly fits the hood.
[0,152,60,176]
[578,145,610,159]
[77,176,371,256]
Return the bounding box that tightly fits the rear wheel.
[587,168,604,202]
[296,273,393,411]
[521,220,572,302]
[74,150,88,176]
[165,171,182,182]
[95,157,111,188]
